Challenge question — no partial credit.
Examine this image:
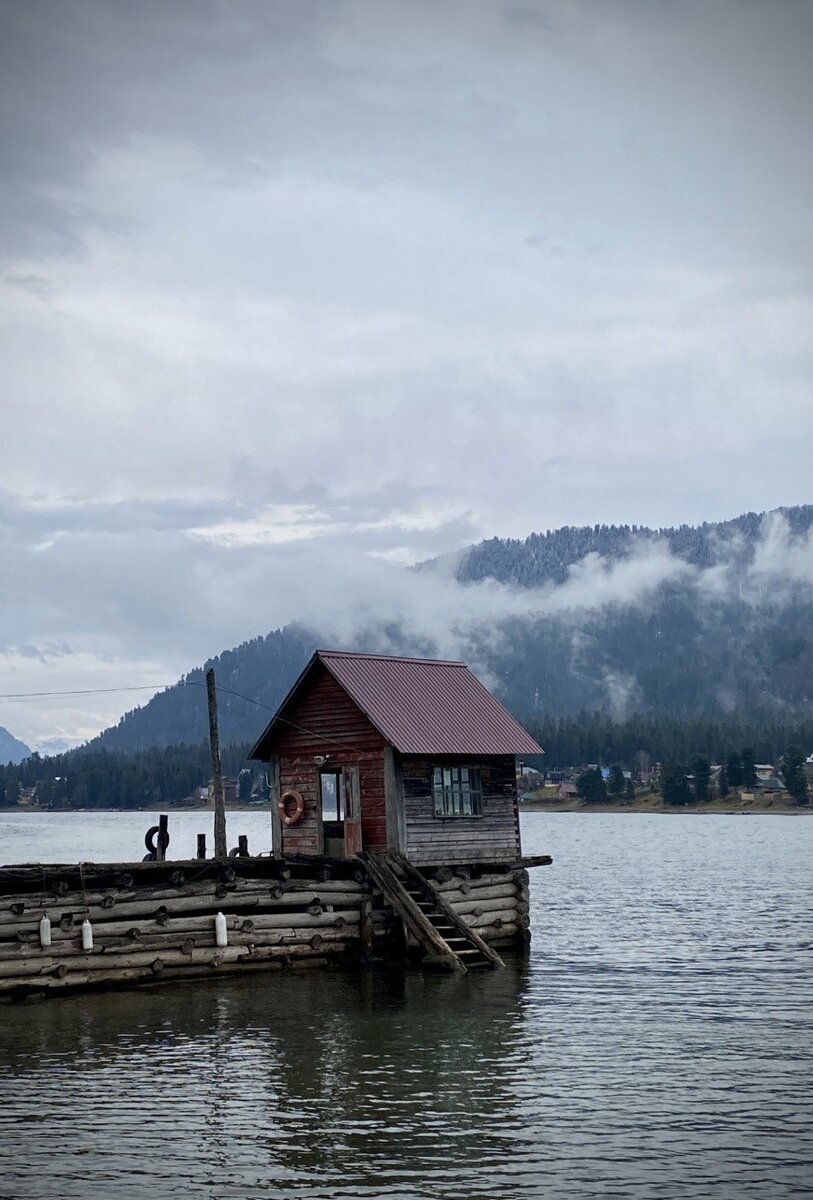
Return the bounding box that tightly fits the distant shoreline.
[520,796,811,815]
[0,804,273,815]
[3,800,809,818]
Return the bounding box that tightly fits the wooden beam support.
[206,667,227,859]
[268,755,283,859]
[383,748,407,854]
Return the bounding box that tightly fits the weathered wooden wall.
[400,755,521,866]
[273,663,388,854]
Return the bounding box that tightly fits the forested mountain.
[77,504,813,755]
[456,505,813,719]
[0,727,31,766]
[456,506,813,588]
[83,626,318,754]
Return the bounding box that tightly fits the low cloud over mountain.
[82,506,813,754]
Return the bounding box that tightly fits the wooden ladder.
[358,852,504,973]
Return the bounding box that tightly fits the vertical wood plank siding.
[400,755,520,866]
[274,664,388,854]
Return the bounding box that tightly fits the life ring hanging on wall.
[278,789,305,827]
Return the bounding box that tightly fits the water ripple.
[0,813,811,1198]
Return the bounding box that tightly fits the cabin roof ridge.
[316,648,467,667]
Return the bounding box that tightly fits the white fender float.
[215,911,228,948]
[39,914,52,948]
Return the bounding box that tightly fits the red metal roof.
[251,650,543,757]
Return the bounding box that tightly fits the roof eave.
[390,734,544,756]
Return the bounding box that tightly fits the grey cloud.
[3,0,811,268]
[1,0,811,745]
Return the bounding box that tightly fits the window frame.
[432,765,483,819]
[319,769,344,823]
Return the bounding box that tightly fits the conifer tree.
[692,756,711,801]
[608,764,625,796]
[780,746,808,801]
[726,753,743,788]
[661,761,688,804]
[576,768,607,803]
[740,747,757,788]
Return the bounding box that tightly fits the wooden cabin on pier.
[0,652,549,1001]
[249,650,543,868]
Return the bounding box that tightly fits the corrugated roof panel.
[317,651,542,756]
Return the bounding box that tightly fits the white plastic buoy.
[82,919,93,952]
[214,911,228,948]
[39,914,52,948]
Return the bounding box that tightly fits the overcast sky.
[1,0,812,750]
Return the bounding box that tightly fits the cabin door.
[319,767,362,858]
[342,766,362,857]
[319,770,344,857]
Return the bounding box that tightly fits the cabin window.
[432,766,482,817]
[319,771,344,822]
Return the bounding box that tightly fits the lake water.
[0,812,811,1199]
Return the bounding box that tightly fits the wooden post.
[207,668,227,859]
[196,834,206,860]
[237,834,249,857]
[359,896,374,962]
[157,814,169,863]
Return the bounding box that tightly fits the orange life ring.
[278,789,305,827]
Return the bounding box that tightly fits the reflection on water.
[0,961,536,1200]
[0,813,811,1199]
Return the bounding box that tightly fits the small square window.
[433,766,482,817]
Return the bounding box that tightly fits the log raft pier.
[0,851,550,1001]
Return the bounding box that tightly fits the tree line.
[575,745,808,804]
[0,709,809,811]
[0,742,264,810]
[526,710,813,772]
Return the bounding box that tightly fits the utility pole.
[207,667,227,858]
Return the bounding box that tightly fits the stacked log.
[0,855,536,998]
[0,865,386,998]
[428,866,531,946]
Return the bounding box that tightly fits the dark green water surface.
[0,813,811,1199]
